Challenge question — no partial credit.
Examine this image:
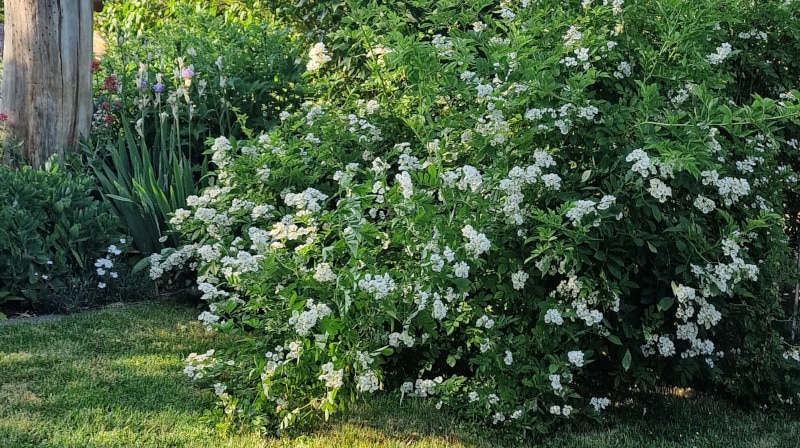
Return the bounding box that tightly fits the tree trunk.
[1,0,93,168]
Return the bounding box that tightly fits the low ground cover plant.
[147,0,800,436]
[0,160,144,313]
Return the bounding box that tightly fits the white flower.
[550,374,563,392]
[613,61,632,78]
[306,42,332,71]
[504,350,514,365]
[706,42,733,65]
[567,350,585,367]
[590,397,611,412]
[356,370,380,393]
[544,309,564,325]
[313,263,337,282]
[647,178,672,203]
[98,282,107,289]
[453,261,470,278]
[358,273,397,300]
[432,298,447,320]
[395,171,414,199]
[476,314,495,329]
[429,253,445,272]
[462,225,491,259]
[213,382,227,396]
[468,391,480,402]
[511,270,529,290]
[318,362,344,389]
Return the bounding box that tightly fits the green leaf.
[446,354,457,368]
[607,334,622,346]
[622,349,632,371]
[658,297,674,312]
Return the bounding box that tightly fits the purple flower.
[181,68,195,79]
[152,83,165,93]
[138,81,149,89]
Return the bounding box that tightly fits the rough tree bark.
[1,0,93,168]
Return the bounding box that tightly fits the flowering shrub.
[154,0,800,434]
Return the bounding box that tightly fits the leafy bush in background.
[0,161,147,313]
[83,0,306,255]
[148,0,800,436]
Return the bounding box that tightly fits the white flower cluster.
[706,42,733,65]
[565,200,598,226]
[511,270,529,290]
[220,250,262,277]
[313,262,337,282]
[701,170,751,207]
[388,330,415,347]
[693,195,716,214]
[613,61,632,78]
[198,310,221,331]
[641,334,676,357]
[306,42,332,72]
[197,282,230,301]
[347,114,383,143]
[453,261,470,278]
[690,244,759,297]
[356,370,380,393]
[440,165,484,192]
[318,362,344,389]
[544,309,564,325]
[184,349,217,380]
[263,346,286,378]
[475,314,495,329]
[289,299,332,336]
[590,397,611,412]
[549,404,573,417]
[567,350,585,367]
[738,29,767,41]
[431,34,454,57]
[398,153,423,171]
[603,0,625,14]
[284,188,329,213]
[149,244,196,279]
[406,377,442,397]
[461,225,491,259]
[432,298,448,320]
[626,148,667,178]
[358,273,396,300]
[497,152,559,224]
[395,171,414,199]
[211,136,233,169]
[504,350,514,366]
[647,178,673,203]
[562,25,583,47]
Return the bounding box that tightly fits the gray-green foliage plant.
[151,0,800,436]
[0,160,126,311]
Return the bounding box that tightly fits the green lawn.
[1,300,799,448]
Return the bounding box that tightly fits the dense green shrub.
[0,162,141,312]
[151,0,800,436]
